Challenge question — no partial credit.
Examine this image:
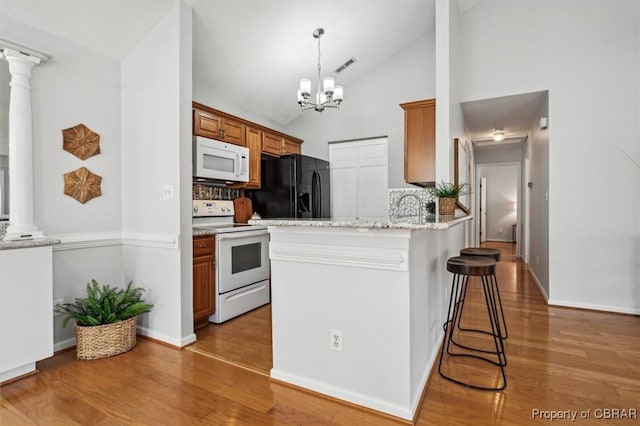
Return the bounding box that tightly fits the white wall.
[458,0,640,313]
[121,2,195,346]
[0,15,126,347]
[286,31,436,189]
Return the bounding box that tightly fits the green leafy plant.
[429,181,469,198]
[55,280,153,327]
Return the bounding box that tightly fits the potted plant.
[429,181,468,215]
[55,280,153,360]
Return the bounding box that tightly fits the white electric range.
[192,200,270,323]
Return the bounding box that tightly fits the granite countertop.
[192,227,220,237]
[0,238,62,250]
[248,213,472,231]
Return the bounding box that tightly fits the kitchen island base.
[266,224,466,420]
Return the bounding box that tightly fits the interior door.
[480,177,487,243]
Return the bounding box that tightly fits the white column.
[2,49,43,240]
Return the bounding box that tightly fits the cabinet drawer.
[193,236,215,257]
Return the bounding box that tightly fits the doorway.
[476,163,521,256]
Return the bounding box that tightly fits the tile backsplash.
[388,188,434,219]
[192,184,240,200]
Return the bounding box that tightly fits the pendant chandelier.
[297,28,343,113]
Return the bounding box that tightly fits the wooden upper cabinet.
[262,132,284,156]
[193,109,221,140]
[283,137,301,155]
[193,108,245,146]
[220,117,245,146]
[400,99,436,187]
[263,132,302,156]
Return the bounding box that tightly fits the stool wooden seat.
[459,247,508,340]
[460,247,501,261]
[447,255,496,276]
[438,255,507,391]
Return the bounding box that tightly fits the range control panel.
[192,200,235,217]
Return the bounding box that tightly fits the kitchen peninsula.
[249,215,470,421]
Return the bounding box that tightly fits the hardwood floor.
[1,241,638,425]
[187,304,273,376]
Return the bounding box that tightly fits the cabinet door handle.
[196,244,208,248]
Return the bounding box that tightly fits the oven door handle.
[216,230,269,240]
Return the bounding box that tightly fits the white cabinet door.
[1,246,54,383]
[329,138,388,220]
[329,142,358,219]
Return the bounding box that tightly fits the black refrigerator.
[247,154,330,219]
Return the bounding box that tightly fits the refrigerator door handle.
[311,170,319,218]
[316,169,322,218]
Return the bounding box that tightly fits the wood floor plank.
[1,241,638,424]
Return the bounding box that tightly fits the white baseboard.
[54,337,77,352]
[136,326,196,348]
[527,265,549,301]
[527,265,638,314]
[270,369,413,420]
[547,299,640,315]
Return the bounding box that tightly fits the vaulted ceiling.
[0,0,436,126]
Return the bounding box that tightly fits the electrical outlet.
[498,228,503,235]
[330,329,343,352]
[536,255,540,265]
[162,184,174,200]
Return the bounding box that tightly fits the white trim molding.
[121,232,179,249]
[270,241,406,271]
[50,232,180,251]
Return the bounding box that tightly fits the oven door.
[216,230,269,294]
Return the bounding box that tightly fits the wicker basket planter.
[75,316,137,360]
[438,197,457,215]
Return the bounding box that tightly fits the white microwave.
[193,136,249,182]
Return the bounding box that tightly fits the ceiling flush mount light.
[297,28,343,113]
[492,128,505,142]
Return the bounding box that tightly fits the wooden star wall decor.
[63,167,102,204]
[62,123,101,160]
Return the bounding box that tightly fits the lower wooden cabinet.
[193,236,215,328]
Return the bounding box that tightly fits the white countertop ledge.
[248,214,472,230]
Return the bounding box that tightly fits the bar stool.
[459,247,508,340]
[438,256,507,391]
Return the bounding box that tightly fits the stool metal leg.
[449,276,507,367]
[490,274,508,339]
[439,271,507,391]
[456,273,508,340]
